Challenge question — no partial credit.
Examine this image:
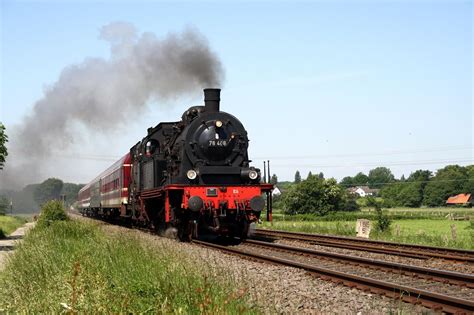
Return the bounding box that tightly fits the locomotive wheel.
[240,222,250,239]
[177,220,193,242]
[231,221,250,239]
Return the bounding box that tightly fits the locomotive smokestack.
[204,88,220,112]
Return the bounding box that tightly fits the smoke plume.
[1,22,224,189]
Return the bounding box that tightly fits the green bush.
[282,176,346,215]
[37,200,69,227]
[367,196,391,232]
[341,193,360,211]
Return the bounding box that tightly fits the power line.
[253,145,473,160]
[270,158,473,168]
[53,145,473,162]
[338,178,474,187]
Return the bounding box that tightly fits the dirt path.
[0,222,36,271]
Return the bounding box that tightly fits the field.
[0,216,27,237]
[261,208,474,250]
[0,219,255,313]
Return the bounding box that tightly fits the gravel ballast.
[273,238,474,275]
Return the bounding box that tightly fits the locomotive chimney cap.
[203,88,220,112]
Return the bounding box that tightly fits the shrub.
[282,175,345,215]
[0,228,5,239]
[367,196,391,232]
[340,193,360,211]
[37,200,69,227]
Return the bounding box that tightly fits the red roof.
[446,193,472,204]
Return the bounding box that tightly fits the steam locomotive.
[78,89,273,241]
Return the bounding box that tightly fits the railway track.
[254,229,474,263]
[72,212,474,313]
[193,239,474,314]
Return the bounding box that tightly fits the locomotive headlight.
[187,170,198,180]
[215,120,223,128]
[248,170,258,180]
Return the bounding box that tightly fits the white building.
[272,186,282,196]
[347,186,379,197]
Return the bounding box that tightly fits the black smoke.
[1,22,224,188]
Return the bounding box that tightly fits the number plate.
[206,188,218,197]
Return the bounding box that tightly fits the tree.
[0,196,9,215]
[294,170,301,184]
[407,170,432,184]
[398,182,424,207]
[13,184,40,213]
[318,172,324,179]
[423,165,469,206]
[282,175,345,215]
[368,167,394,188]
[61,183,85,206]
[34,178,64,206]
[340,191,360,211]
[307,171,313,179]
[463,165,474,195]
[0,123,8,170]
[339,176,354,187]
[270,174,278,185]
[380,169,433,208]
[353,172,369,186]
[380,183,404,207]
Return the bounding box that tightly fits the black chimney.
[204,88,220,112]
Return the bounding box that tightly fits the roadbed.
[0,222,36,271]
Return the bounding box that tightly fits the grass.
[262,209,474,250]
[0,215,27,238]
[271,207,474,221]
[0,220,256,313]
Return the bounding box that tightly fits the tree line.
[336,165,473,207]
[0,178,84,215]
[272,164,473,216]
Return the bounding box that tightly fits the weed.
[37,200,68,227]
[367,197,391,232]
[0,216,26,236]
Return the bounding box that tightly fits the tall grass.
[0,220,255,313]
[0,216,27,237]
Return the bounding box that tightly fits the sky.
[0,0,472,186]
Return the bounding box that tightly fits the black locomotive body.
[79,89,273,241]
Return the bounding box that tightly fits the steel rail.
[255,229,474,262]
[245,239,474,287]
[193,239,474,314]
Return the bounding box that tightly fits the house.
[446,193,472,206]
[347,186,379,197]
[272,186,282,196]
